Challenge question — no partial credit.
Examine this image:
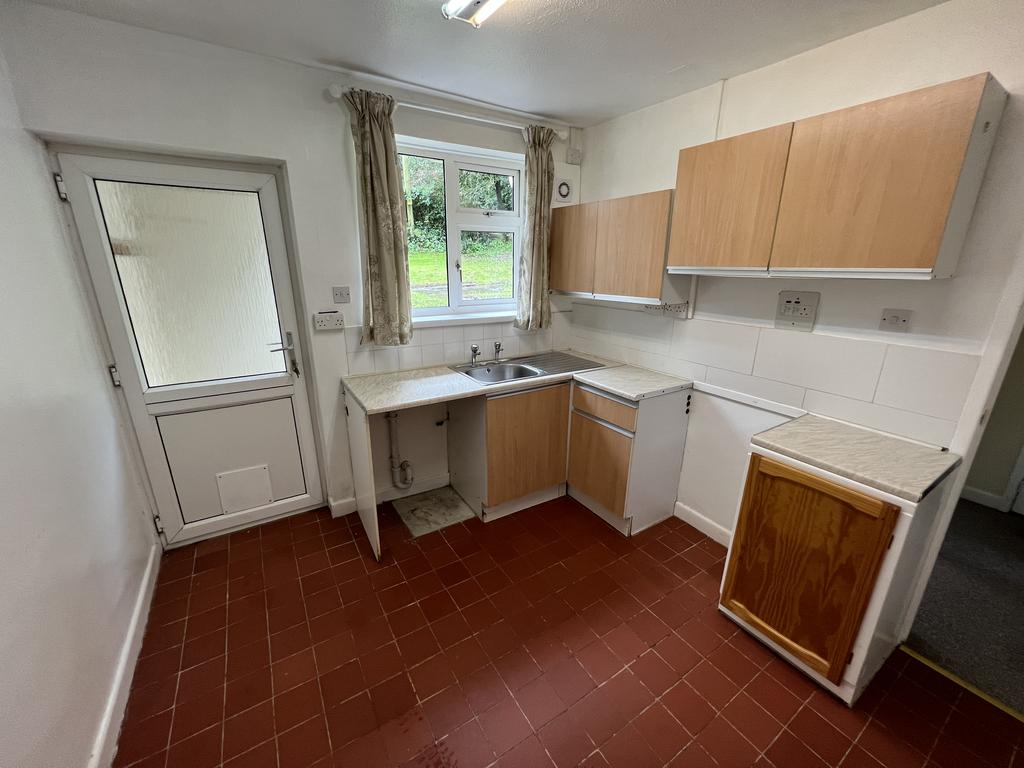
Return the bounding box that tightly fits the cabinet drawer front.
[486,383,569,507]
[721,455,899,684]
[567,411,632,517]
[572,386,637,432]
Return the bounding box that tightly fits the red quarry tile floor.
[115,497,1024,767]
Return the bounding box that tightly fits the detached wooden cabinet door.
[486,384,569,507]
[549,202,599,294]
[771,73,990,272]
[593,190,672,299]
[721,455,899,684]
[667,124,792,271]
[567,411,632,517]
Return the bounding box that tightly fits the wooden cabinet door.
[667,124,792,270]
[770,74,988,271]
[593,190,672,299]
[721,455,899,684]
[486,384,569,507]
[567,411,632,517]
[549,202,598,294]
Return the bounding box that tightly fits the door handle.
[269,332,300,376]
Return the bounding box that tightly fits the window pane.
[459,168,514,211]
[95,180,286,388]
[401,154,449,310]
[460,231,514,301]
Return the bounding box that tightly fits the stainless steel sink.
[452,361,543,384]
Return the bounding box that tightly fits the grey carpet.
[906,498,1024,713]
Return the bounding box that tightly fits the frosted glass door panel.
[95,181,285,387]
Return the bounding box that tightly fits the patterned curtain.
[344,89,413,346]
[515,125,557,331]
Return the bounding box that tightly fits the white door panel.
[59,154,322,544]
[157,398,306,523]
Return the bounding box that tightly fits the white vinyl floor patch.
[392,485,476,537]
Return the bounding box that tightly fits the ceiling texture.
[29,0,946,125]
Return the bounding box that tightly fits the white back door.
[60,154,322,545]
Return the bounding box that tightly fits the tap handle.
[470,344,479,354]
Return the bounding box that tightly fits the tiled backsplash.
[564,303,979,447]
[344,320,559,375]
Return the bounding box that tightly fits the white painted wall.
[0,39,156,768]
[0,0,579,510]
[573,0,1024,536]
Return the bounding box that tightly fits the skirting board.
[88,542,161,768]
[329,495,357,517]
[960,484,1012,512]
[674,501,732,546]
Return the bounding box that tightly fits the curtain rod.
[327,83,569,140]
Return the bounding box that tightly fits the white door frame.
[58,153,323,544]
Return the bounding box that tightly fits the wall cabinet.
[448,383,569,520]
[721,454,898,683]
[667,124,792,273]
[550,190,672,301]
[667,73,1006,279]
[550,202,599,294]
[566,383,687,535]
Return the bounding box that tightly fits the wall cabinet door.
[770,73,989,271]
[667,124,792,272]
[594,190,672,299]
[721,455,899,683]
[549,202,598,294]
[567,411,632,517]
[486,384,569,507]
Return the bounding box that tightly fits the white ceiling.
[29,0,946,125]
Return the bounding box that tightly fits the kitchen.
[2,1,1023,767]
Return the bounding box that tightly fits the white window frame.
[397,137,524,318]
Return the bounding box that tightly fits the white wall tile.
[461,324,484,341]
[421,344,445,367]
[345,326,363,350]
[706,368,806,408]
[671,319,760,374]
[803,390,957,447]
[753,329,886,401]
[444,343,467,364]
[874,345,980,421]
[346,349,373,375]
[636,351,708,382]
[443,325,464,344]
[398,346,422,371]
[372,348,399,373]
[415,327,444,346]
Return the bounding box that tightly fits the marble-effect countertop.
[342,359,691,414]
[752,415,961,502]
[573,366,691,401]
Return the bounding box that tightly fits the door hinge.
[53,173,69,202]
[152,513,164,536]
[108,364,122,388]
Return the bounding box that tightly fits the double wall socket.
[775,291,820,332]
[314,311,345,331]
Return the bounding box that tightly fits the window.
[399,141,523,317]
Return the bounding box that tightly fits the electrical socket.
[314,311,344,331]
[774,291,820,332]
[880,308,912,332]
[332,286,351,304]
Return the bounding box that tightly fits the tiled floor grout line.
[118,507,1023,768]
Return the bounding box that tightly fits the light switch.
[332,286,351,304]
[774,291,820,332]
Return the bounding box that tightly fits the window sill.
[413,310,516,328]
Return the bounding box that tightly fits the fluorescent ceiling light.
[441,0,510,28]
